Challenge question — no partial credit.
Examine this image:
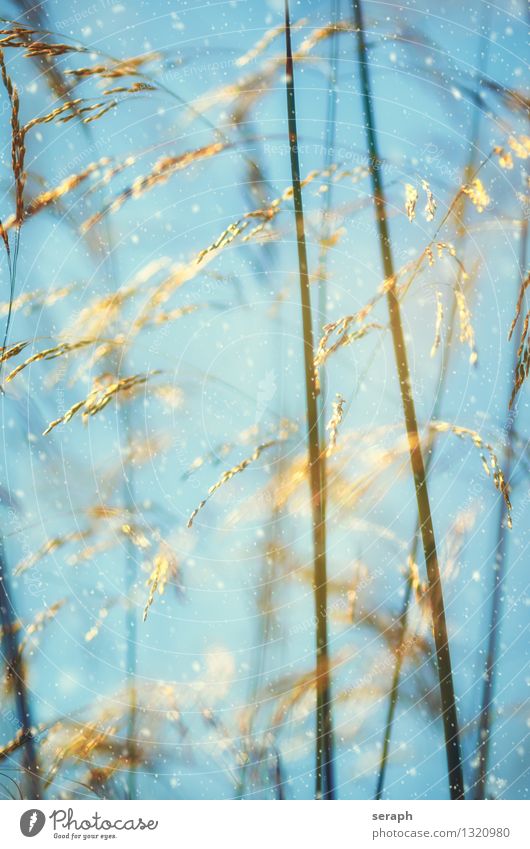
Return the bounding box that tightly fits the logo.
[20,809,46,837]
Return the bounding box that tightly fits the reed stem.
[473,215,528,799]
[374,78,489,803]
[352,0,464,799]
[284,0,335,799]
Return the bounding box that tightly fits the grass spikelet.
[508,267,530,408]
[15,531,88,575]
[418,243,475,365]
[18,40,82,59]
[405,183,418,222]
[508,269,530,341]
[187,438,281,528]
[102,82,156,95]
[137,303,200,329]
[407,555,427,603]
[0,48,26,226]
[431,421,512,527]
[0,726,43,763]
[430,291,443,357]
[23,99,83,132]
[17,600,65,656]
[43,400,85,435]
[508,135,530,160]
[66,281,141,342]
[181,423,280,479]
[0,47,26,365]
[143,542,179,621]
[43,718,120,790]
[421,179,436,221]
[83,372,160,418]
[0,25,38,44]
[493,146,514,170]
[81,99,118,124]
[0,340,30,363]
[454,288,478,364]
[67,540,114,567]
[182,164,368,274]
[435,241,457,259]
[0,285,73,317]
[0,218,8,253]
[236,23,286,67]
[5,339,100,382]
[65,53,160,81]
[91,154,138,190]
[315,313,383,369]
[120,523,151,551]
[462,178,490,212]
[189,20,348,124]
[454,288,478,365]
[43,371,159,435]
[20,158,111,222]
[81,142,225,231]
[325,394,345,456]
[297,20,354,55]
[509,315,530,409]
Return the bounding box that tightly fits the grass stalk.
[0,539,40,798]
[352,0,464,799]
[473,214,528,799]
[317,0,341,433]
[284,0,335,800]
[315,0,340,587]
[125,529,138,800]
[374,28,490,797]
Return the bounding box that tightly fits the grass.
[374,20,491,797]
[0,3,526,801]
[352,0,464,799]
[473,213,528,799]
[284,0,335,799]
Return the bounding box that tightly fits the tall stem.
[0,539,40,798]
[352,0,464,799]
[374,19,490,796]
[317,0,341,436]
[473,215,528,799]
[284,0,335,800]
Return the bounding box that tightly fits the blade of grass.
[473,213,528,799]
[374,16,490,798]
[352,0,464,799]
[284,0,335,800]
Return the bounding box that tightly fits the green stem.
[473,215,528,799]
[284,0,335,800]
[375,31,490,796]
[352,0,464,799]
